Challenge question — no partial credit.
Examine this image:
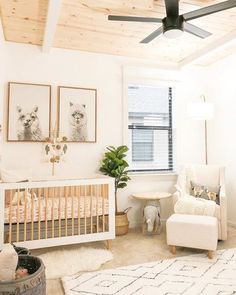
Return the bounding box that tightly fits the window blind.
[128,84,175,172]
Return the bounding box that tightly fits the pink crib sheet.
[5,195,109,224]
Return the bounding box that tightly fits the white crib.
[0,177,115,250]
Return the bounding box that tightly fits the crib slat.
[77,186,81,235]
[24,189,27,241]
[59,187,62,237]
[45,187,48,239]
[96,185,99,233]
[65,186,68,236]
[31,189,34,241]
[38,188,41,240]
[102,185,105,232]
[71,186,74,236]
[52,187,55,238]
[9,190,13,243]
[90,186,93,234]
[84,186,87,235]
[16,189,20,242]
[105,184,109,231]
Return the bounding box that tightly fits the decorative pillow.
[190,180,220,205]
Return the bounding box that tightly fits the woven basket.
[115,212,129,236]
[0,255,46,295]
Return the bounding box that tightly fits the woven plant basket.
[115,212,129,236]
[0,255,46,295]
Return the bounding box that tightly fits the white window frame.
[122,66,178,174]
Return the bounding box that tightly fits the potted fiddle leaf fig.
[99,145,131,235]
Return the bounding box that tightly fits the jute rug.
[62,248,236,295]
[39,247,113,279]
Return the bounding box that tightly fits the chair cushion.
[190,180,220,205]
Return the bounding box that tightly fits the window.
[127,84,175,173]
[132,129,154,162]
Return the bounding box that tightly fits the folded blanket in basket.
[0,244,18,281]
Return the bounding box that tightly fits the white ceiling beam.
[179,30,236,67]
[0,16,6,42]
[42,0,62,53]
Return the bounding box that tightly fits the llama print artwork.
[7,82,51,142]
[69,102,88,141]
[16,106,43,141]
[58,86,96,143]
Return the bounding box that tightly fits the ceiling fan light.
[163,28,183,39]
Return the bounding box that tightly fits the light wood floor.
[32,225,236,295]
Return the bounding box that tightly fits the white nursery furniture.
[0,177,115,250]
[173,165,227,241]
[166,214,218,259]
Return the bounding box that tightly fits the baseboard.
[131,219,236,229]
[129,218,167,229]
[129,222,142,229]
[228,220,236,228]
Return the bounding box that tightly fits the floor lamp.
[187,95,214,165]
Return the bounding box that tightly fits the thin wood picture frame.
[7,82,51,142]
[57,86,97,143]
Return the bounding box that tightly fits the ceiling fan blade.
[183,0,236,21]
[164,0,179,17]
[140,26,163,43]
[185,22,212,39]
[108,15,162,23]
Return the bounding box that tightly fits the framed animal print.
[7,82,51,142]
[58,86,97,142]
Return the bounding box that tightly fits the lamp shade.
[187,102,214,120]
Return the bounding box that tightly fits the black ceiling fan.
[108,0,236,43]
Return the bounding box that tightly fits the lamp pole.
[187,95,214,166]
[201,95,208,165]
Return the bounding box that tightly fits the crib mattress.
[4,196,109,224]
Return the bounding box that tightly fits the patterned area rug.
[62,248,236,295]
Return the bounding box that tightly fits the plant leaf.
[117,182,127,189]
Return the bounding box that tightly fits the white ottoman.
[166,214,218,259]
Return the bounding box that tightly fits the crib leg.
[105,240,112,250]
[208,250,214,259]
[4,233,9,243]
[142,222,146,234]
[170,245,176,255]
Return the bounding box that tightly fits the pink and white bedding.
[4,196,109,224]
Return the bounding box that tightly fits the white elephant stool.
[143,200,161,234]
[132,191,172,235]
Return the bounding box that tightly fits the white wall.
[1,41,208,226]
[2,44,125,177]
[206,54,236,225]
[0,19,6,161]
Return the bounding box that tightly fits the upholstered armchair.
[173,165,227,240]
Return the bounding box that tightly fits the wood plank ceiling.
[0,0,236,65]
